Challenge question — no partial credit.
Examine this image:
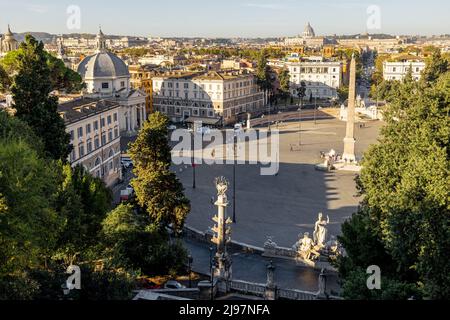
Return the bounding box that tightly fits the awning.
[184,116,222,126]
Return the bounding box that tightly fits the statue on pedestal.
[313,213,330,248]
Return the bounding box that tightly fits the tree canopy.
[9,35,72,161]
[129,112,190,233]
[337,59,450,299]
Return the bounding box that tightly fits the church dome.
[303,22,316,38]
[77,51,130,79]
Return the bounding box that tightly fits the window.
[94,121,99,130]
[121,81,125,87]
[78,145,85,158]
[101,134,107,145]
[100,118,105,128]
[77,127,83,138]
[94,136,100,149]
[184,83,189,89]
[113,113,118,122]
[102,82,109,89]
[86,124,91,134]
[107,115,112,125]
[184,92,188,99]
[87,140,92,153]
[108,129,113,142]
[70,130,74,140]
[114,127,119,138]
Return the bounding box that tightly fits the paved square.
[175,118,382,248]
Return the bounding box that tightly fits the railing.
[230,280,322,300]
[230,280,266,297]
[278,288,316,300]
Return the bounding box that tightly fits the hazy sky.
[1,0,449,37]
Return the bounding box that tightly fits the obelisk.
[342,54,357,163]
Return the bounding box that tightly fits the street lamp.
[187,255,193,288]
[267,92,271,131]
[314,90,318,125]
[209,246,215,301]
[232,134,237,223]
[192,132,196,189]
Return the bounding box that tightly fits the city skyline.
[1,0,450,38]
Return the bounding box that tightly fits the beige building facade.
[59,97,122,187]
[152,70,265,125]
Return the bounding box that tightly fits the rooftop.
[153,70,253,81]
[58,97,120,124]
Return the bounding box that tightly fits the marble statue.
[215,176,228,196]
[313,213,330,247]
[264,236,278,249]
[297,232,319,261]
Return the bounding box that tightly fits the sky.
[1,0,449,37]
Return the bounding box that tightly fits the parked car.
[120,186,134,202]
[164,280,186,290]
[121,156,133,169]
[138,278,161,290]
[196,126,211,135]
[167,124,177,130]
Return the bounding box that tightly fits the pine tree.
[129,112,190,233]
[10,35,72,161]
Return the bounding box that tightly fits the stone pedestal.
[264,261,277,300]
[316,269,329,300]
[342,137,356,163]
[198,280,218,300]
[211,177,233,294]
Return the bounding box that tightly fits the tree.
[10,35,72,161]
[0,139,62,277]
[129,112,190,233]
[256,50,272,92]
[0,64,10,92]
[337,70,450,299]
[101,204,187,276]
[297,81,306,108]
[421,51,449,84]
[53,164,112,266]
[278,68,290,105]
[1,46,84,93]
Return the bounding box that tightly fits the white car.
[196,127,211,135]
[121,157,133,168]
[167,125,177,130]
[164,280,186,290]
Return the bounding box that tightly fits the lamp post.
[187,255,193,288]
[192,132,196,189]
[209,246,215,301]
[297,82,306,148]
[314,91,318,125]
[232,135,237,223]
[267,90,271,131]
